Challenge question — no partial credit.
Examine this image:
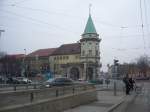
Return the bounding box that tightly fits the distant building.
[26,14,101,80]
[0,14,101,80]
[108,63,150,79]
[25,48,56,76]
[0,54,24,77]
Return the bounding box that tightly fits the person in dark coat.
[123,74,130,95]
[129,77,135,91]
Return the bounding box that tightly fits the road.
[115,81,150,112]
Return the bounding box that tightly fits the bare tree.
[137,55,150,77]
[0,52,6,59]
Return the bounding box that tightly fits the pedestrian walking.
[129,77,135,91]
[123,74,130,95]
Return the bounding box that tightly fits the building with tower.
[25,13,101,80]
[80,14,101,80]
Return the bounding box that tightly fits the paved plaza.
[64,90,125,112]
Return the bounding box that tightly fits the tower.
[80,13,101,80]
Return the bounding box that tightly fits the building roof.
[51,43,80,55]
[7,54,25,59]
[83,14,97,34]
[27,48,57,57]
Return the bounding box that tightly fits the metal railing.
[0,84,96,109]
[0,79,125,93]
[0,83,96,92]
[0,83,42,92]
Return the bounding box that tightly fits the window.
[89,50,92,56]
[66,56,69,59]
[89,42,92,45]
[96,50,98,56]
[75,55,79,59]
[82,50,85,56]
[60,56,62,60]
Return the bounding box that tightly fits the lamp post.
[24,49,28,79]
[0,30,5,52]
[21,49,27,77]
[113,59,119,96]
[114,59,119,78]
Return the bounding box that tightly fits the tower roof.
[83,14,97,34]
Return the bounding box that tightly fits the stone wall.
[0,89,97,112]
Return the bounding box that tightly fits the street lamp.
[23,49,28,78]
[24,49,28,79]
[113,59,119,78]
[0,30,5,52]
[113,59,119,96]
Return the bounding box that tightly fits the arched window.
[89,50,92,56]
[82,50,85,56]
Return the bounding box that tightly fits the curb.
[105,93,137,112]
[105,96,125,112]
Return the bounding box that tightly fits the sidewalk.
[64,90,125,112]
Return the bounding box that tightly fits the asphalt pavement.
[64,90,125,112]
[112,81,150,112]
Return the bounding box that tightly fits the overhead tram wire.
[6,4,121,28]
[0,9,77,34]
[3,4,88,22]
[144,0,150,56]
[111,47,147,51]
[11,0,33,6]
[139,0,146,54]
[144,0,150,39]
[3,4,144,30]
[144,0,149,29]
[6,5,76,18]
[3,4,148,31]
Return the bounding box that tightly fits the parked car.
[105,79,110,84]
[44,77,74,88]
[0,75,8,84]
[75,78,89,84]
[15,77,32,84]
[7,77,20,84]
[88,79,103,84]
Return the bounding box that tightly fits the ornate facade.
[49,14,101,80]
[25,14,101,80]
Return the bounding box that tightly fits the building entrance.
[70,67,80,80]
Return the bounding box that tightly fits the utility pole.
[24,49,29,80]
[22,49,26,77]
[114,59,119,78]
[113,59,119,96]
[0,30,5,52]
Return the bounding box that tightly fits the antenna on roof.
[89,3,92,15]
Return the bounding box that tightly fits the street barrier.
[0,84,95,109]
[0,83,42,92]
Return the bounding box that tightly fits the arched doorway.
[87,67,93,80]
[70,67,80,80]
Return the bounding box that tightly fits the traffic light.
[114,59,119,66]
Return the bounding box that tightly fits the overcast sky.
[0,0,150,71]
